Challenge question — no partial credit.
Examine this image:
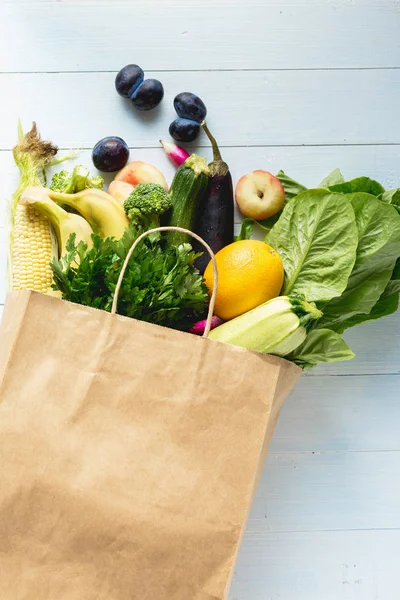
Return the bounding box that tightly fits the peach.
[235,170,285,220]
[108,180,134,204]
[114,160,168,190]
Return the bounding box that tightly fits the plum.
[92,137,129,173]
[174,92,207,123]
[115,64,144,98]
[130,79,164,111]
[169,118,201,143]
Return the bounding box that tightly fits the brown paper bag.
[0,228,300,599]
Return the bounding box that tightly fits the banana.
[47,188,129,240]
[20,186,94,256]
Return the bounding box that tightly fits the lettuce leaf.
[267,189,358,303]
[318,168,345,188]
[276,170,307,200]
[318,194,400,332]
[335,262,400,330]
[258,212,282,235]
[381,189,400,214]
[235,218,255,241]
[287,328,355,370]
[328,176,385,197]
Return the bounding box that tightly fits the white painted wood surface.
[1,70,400,148]
[1,0,399,71]
[1,1,400,598]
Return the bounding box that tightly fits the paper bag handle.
[111,226,219,338]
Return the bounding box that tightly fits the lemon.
[204,240,284,320]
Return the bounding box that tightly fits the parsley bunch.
[51,225,209,330]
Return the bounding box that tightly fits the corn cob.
[11,204,57,292]
[9,122,59,293]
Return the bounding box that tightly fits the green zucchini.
[209,294,322,357]
[166,154,209,246]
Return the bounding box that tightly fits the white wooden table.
[1,1,400,598]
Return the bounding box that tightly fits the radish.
[189,316,223,336]
[160,140,190,167]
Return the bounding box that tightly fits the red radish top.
[160,140,190,167]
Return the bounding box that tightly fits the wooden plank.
[248,449,400,532]
[3,0,397,4]
[1,1,399,72]
[231,529,400,600]
[271,374,400,452]
[3,142,400,214]
[2,143,400,226]
[3,0,396,4]
[312,313,400,376]
[1,69,400,149]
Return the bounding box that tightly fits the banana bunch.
[20,186,129,257]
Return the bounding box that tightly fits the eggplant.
[194,123,234,273]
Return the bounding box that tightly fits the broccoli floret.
[123,183,172,229]
[50,165,104,194]
[87,175,104,189]
[49,170,72,192]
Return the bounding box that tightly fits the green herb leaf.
[287,328,355,370]
[319,194,400,332]
[318,168,345,188]
[267,190,358,303]
[51,225,208,330]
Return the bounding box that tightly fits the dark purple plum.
[174,92,207,123]
[169,118,201,143]
[92,137,129,172]
[130,79,164,111]
[115,64,144,98]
